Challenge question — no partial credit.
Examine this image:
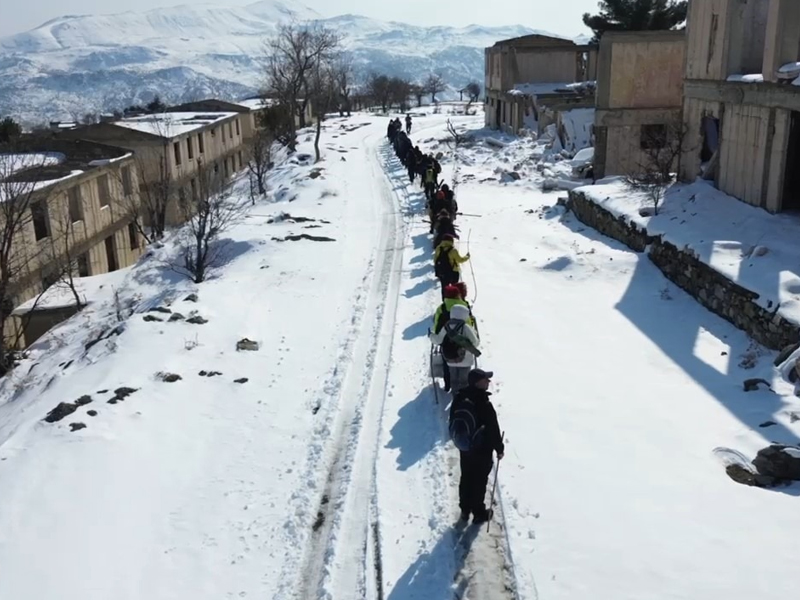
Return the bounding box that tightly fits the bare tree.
[331,56,354,117]
[625,117,688,215]
[132,151,173,241]
[0,149,56,372]
[265,23,341,134]
[125,116,177,241]
[365,73,392,113]
[424,73,446,103]
[410,84,425,108]
[46,199,86,309]
[388,77,412,112]
[247,114,273,201]
[309,60,339,162]
[466,81,481,103]
[173,164,245,284]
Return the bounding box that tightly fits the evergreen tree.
[146,95,167,113]
[583,0,688,43]
[0,117,21,142]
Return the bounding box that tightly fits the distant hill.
[0,0,585,123]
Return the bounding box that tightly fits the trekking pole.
[487,431,505,532]
[467,229,478,307]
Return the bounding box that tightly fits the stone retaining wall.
[567,190,800,350]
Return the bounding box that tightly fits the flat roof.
[113,111,238,137]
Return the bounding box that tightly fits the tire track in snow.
[283,128,405,600]
[378,123,522,600]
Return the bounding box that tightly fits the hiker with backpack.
[440,183,457,217]
[432,209,458,249]
[434,234,470,300]
[449,368,504,524]
[433,283,476,334]
[406,114,413,134]
[429,304,480,393]
[407,145,419,183]
[423,163,438,203]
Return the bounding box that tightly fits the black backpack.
[449,396,485,452]
[441,320,467,362]
[440,319,481,362]
[434,246,452,278]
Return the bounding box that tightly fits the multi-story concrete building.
[594,30,686,178]
[0,137,144,345]
[484,34,598,134]
[61,111,247,224]
[680,0,800,212]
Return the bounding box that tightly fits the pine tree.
[0,117,21,143]
[583,0,688,43]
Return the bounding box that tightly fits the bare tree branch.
[171,163,246,283]
[625,116,689,215]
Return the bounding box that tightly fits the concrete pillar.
[762,0,800,82]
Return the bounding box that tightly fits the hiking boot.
[472,509,493,524]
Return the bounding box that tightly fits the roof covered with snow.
[235,98,277,111]
[0,139,133,200]
[13,269,131,315]
[113,112,237,137]
[509,81,596,97]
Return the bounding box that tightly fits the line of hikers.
[388,117,505,526]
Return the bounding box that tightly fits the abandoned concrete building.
[594,31,686,178]
[680,0,800,213]
[484,34,598,135]
[0,138,144,346]
[60,111,247,224]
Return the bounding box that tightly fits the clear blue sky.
[0,0,598,38]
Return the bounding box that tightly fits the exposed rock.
[143,315,164,323]
[309,169,323,179]
[743,378,771,392]
[520,258,527,262]
[773,342,799,366]
[169,313,186,322]
[237,338,260,352]
[759,420,777,428]
[69,422,87,432]
[273,234,336,243]
[789,412,800,423]
[725,463,778,487]
[184,293,199,303]
[75,395,93,406]
[199,370,223,377]
[186,315,209,325]
[107,398,119,405]
[87,410,98,417]
[114,387,138,399]
[97,389,108,394]
[44,402,79,423]
[752,445,800,480]
[149,306,172,314]
[157,372,182,383]
[234,378,249,384]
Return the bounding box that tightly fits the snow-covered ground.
[578,177,800,328]
[2,109,800,600]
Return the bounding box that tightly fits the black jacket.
[433,218,457,247]
[451,387,504,455]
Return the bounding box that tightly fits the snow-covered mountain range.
[0,0,585,124]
